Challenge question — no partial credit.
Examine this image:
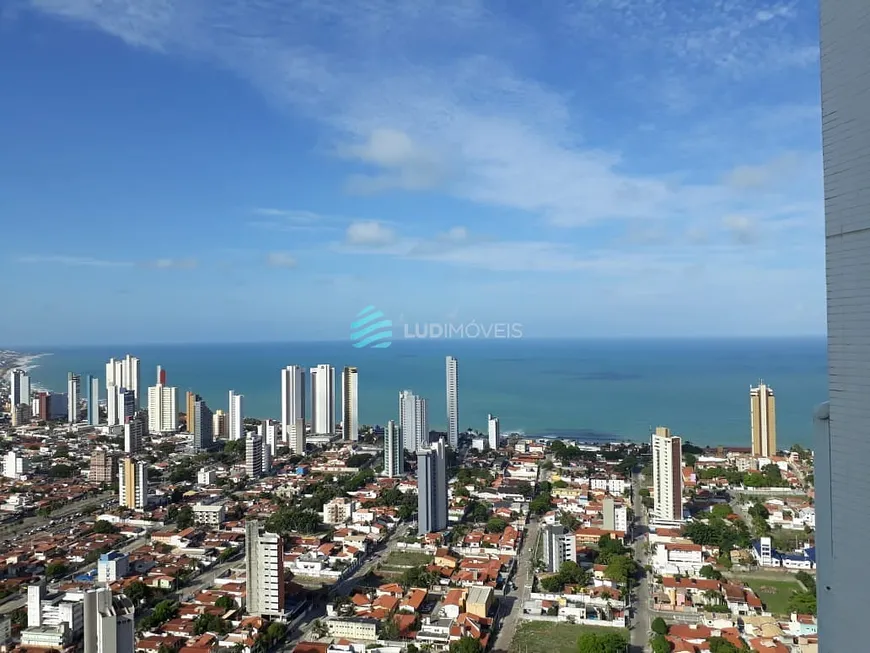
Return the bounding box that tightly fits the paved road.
[630,472,651,653]
[0,491,116,539]
[491,518,539,653]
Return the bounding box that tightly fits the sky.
[0,0,826,345]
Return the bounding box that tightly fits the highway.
[629,471,651,653]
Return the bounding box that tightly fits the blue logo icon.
[351,306,393,348]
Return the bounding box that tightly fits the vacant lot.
[382,550,433,568]
[744,578,802,615]
[510,620,629,653]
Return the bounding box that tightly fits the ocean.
[19,338,827,448]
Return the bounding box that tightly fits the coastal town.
[0,353,817,653]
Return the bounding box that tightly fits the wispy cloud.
[147,258,198,269]
[17,255,134,267]
[266,251,298,269]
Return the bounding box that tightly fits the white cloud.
[345,220,398,248]
[17,254,133,267]
[266,251,298,268]
[147,258,198,269]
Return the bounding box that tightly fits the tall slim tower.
[246,434,264,478]
[9,369,30,409]
[384,420,402,477]
[228,390,244,441]
[310,364,335,435]
[67,373,81,424]
[118,457,148,509]
[147,383,177,434]
[82,586,135,653]
[245,520,285,617]
[185,391,199,434]
[280,365,305,447]
[291,417,305,455]
[445,356,459,449]
[341,366,359,441]
[193,399,214,452]
[816,1,870,648]
[749,383,777,457]
[399,390,429,451]
[417,438,448,535]
[487,414,500,450]
[651,426,683,522]
[86,375,100,426]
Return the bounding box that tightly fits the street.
[630,472,651,653]
[491,517,539,653]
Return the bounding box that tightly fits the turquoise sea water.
[20,338,826,447]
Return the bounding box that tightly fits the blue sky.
[0,0,825,345]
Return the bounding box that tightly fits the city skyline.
[0,2,825,345]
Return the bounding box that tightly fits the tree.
[485,517,508,533]
[124,580,151,605]
[684,452,698,468]
[603,556,637,584]
[175,506,194,529]
[449,637,482,653]
[699,565,723,581]
[400,565,436,590]
[529,492,552,515]
[708,637,742,653]
[45,562,68,579]
[215,595,237,610]
[93,519,117,534]
[788,590,817,616]
[380,616,400,641]
[710,504,733,519]
[651,616,669,636]
[193,613,231,636]
[650,634,670,653]
[576,631,628,653]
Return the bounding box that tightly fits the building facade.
[341,366,359,441]
[228,390,244,441]
[750,383,777,457]
[147,384,176,434]
[310,364,335,435]
[118,457,148,509]
[445,356,459,449]
[384,420,402,477]
[652,426,683,522]
[399,390,429,452]
[67,373,81,424]
[417,438,448,535]
[245,520,285,617]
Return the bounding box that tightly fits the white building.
[107,386,135,427]
[816,2,870,649]
[399,390,428,451]
[244,520,285,617]
[652,426,683,523]
[3,451,29,480]
[96,552,129,583]
[123,416,144,455]
[310,364,335,435]
[341,366,359,441]
[246,434,264,478]
[67,373,81,424]
[193,503,226,526]
[542,524,576,572]
[9,368,30,408]
[197,468,217,486]
[280,365,305,448]
[487,414,500,450]
[384,420,402,477]
[259,419,279,456]
[323,497,355,525]
[290,417,305,455]
[228,390,244,441]
[82,586,135,653]
[106,355,141,409]
[652,542,704,576]
[147,384,176,434]
[445,356,459,449]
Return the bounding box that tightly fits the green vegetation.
[699,564,723,581]
[529,491,552,515]
[139,600,179,631]
[92,519,118,534]
[370,486,417,520]
[697,464,789,488]
[449,637,483,653]
[682,516,752,557]
[650,634,670,653]
[707,636,748,653]
[265,507,320,534]
[788,590,817,616]
[651,617,668,636]
[540,560,589,592]
[510,621,629,653]
[486,516,508,533]
[744,578,805,616]
[796,571,816,593]
[383,551,433,568]
[399,565,438,589]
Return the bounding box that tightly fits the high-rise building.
[123,415,145,455]
[147,383,177,434]
[246,434,264,478]
[244,520,285,617]
[108,387,136,426]
[11,403,31,427]
[290,417,305,455]
[259,419,279,455]
[228,390,244,441]
[341,366,359,441]
[86,375,100,426]
[67,373,81,424]
[82,586,135,653]
[816,3,870,648]
[9,368,30,409]
[118,457,148,509]
[185,391,199,434]
[193,399,214,452]
[399,390,429,451]
[212,410,228,439]
[542,523,576,573]
[487,414,500,450]
[310,364,335,435]
[750,383,777,457]
[106,355,141,409]
[89,450,116,484]
[280,365,305,447]
[417,438,448,535]
[384,420,402,477]
[446,356,459,449]
[651,426,683,523]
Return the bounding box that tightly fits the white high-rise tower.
[310,364,335,435]
[399,390,428,451]
[228,390,244,441]
[106,355,141,409]
[487,414,500,450]
[341,366,359,441]
[446,356,459,449]
[384,420,402,478]
[280,365,305,447]
[67,373,81,424]
[9,369,30,409]
[651,426,683,523]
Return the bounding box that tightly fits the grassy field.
[744,578,802,615]
[510,620,629,653]
[382,550,433,568]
